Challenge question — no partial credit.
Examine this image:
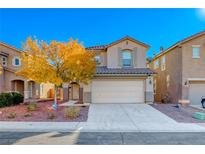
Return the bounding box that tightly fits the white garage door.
[92,80,144,103]
[189,83,205,105]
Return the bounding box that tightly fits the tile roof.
[86,36,150,50]
[96,66,156,75]
[86,45,107,50]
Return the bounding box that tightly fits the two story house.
[149,30,205,105]
[62,36,156,104]
[0,42,53,99]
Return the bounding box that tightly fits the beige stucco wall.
[0,44,41,99]
[107,40,147,68]
[0,45,22,71]
[181,34,205,99]
[149,47,182,103]
[149,33,205,103]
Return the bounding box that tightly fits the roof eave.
[151,30,205,61]
[94,73,154,77]
[106,37,150,49]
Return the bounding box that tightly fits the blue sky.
[0,8,205,57]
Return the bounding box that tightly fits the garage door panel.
[92,80,144,103]
[189,83,205,105]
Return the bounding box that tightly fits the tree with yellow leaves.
[17,37,96,109]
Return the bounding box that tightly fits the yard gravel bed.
[0,101,89,122]
[150,103,205,123]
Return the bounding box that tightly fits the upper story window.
[192,46,200,58]
[12,57,21,66]
[153,59,159,69]
[94,55,101,65]
[1,56,7,67]
[161,55,166,71]
[122,50,132,67]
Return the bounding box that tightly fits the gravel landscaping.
[150,103,205,123]
[0,101,89,122]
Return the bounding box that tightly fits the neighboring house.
[148,30,205,105]
[62,36,156,104]
[0,42,53,99]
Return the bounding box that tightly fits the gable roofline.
[86,35,150,50]
[152,30,205,61]
[0,41,22,53]
[106,36,150,49]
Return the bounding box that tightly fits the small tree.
[17,37,96,109]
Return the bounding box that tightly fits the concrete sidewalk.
[1,104,205,132]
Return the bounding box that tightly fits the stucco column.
[62,83,69,102]
[145,77,154,103]
[24,80,29,99]
[34,83,40,99]
[79,84,84,103]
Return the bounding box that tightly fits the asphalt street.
[1,132,205,145]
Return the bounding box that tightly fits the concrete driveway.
[1,104,205,132]
[78,104,205,132]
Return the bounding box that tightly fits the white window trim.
[161,56,166,71]
[192,45,200,47]
[12,56,21,66]
[121,50,133,67]
[192,46,200,59]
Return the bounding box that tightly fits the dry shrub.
[47,112,56,120]
[7,112,16,119]
[64,107,80,119]
[27,102,38,111]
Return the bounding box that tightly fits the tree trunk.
[52,85,58,110]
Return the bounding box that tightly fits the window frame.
[2,56,7,67]
[94,55,101,65]
[192,46,200,59]
[154,59,159,69]
[12,56,21,66]
[121,50,133,67]
[161,55,166,71]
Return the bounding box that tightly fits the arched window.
[12,57,21,66]
[94,55,101,65]
[122,50,132,67]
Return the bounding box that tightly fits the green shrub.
[11,92,24,105]
[64,107,80,119]
[7,113,16,119]
[0,92,24,108]
[27,102,38,111]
